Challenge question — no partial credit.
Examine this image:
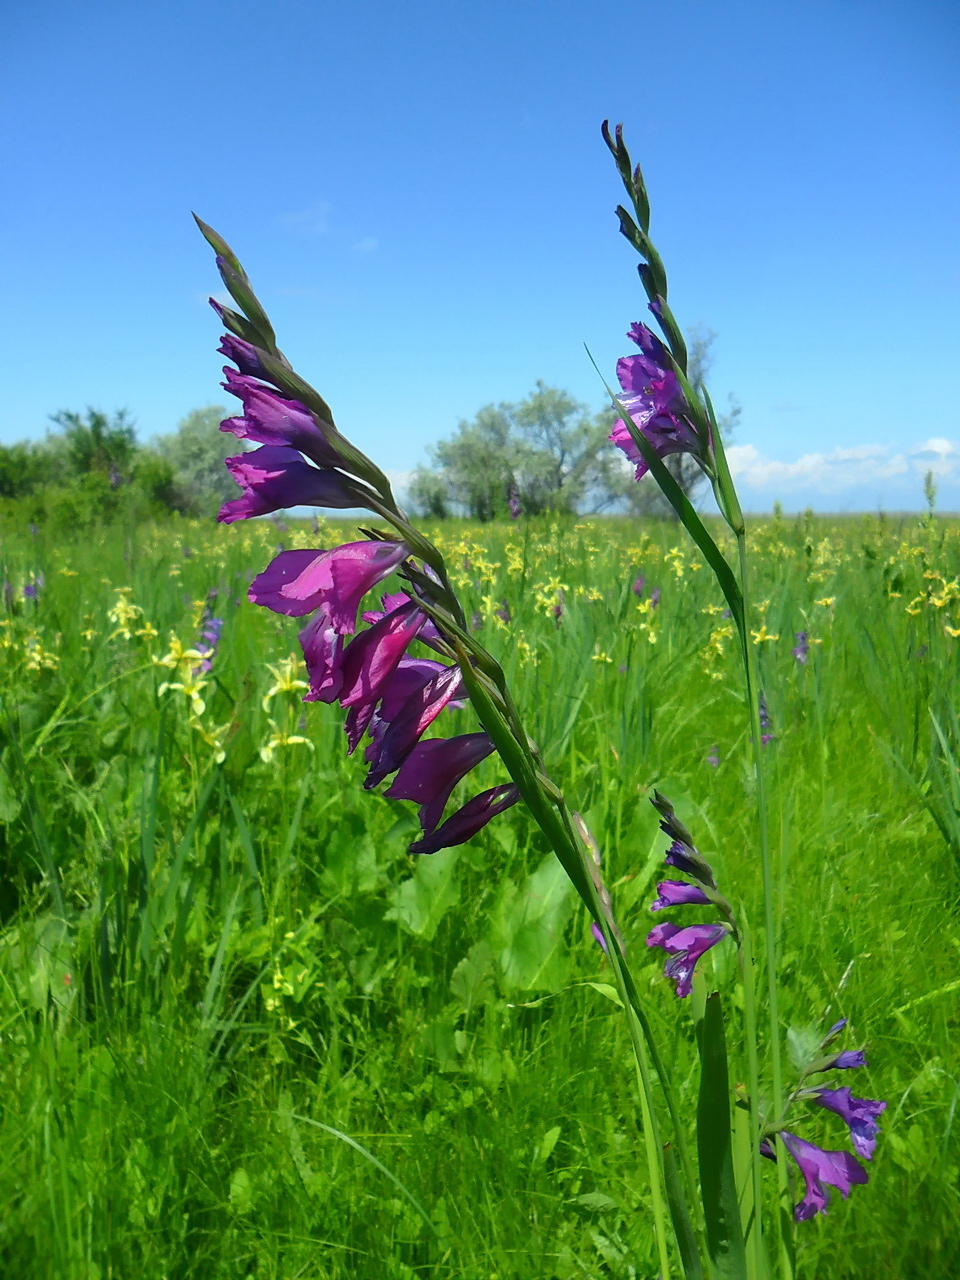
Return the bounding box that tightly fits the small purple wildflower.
[649,587,661,609]
[820,1049,867,1072]
[508,484,521,519]
[792,631,809,665]
[777,1131,868,1222]
[632,574,645,598]
[759,692,775,746]
[195,615,225,673]
[494,599,512,625]
[608,321,703,480]
[706,745,720,768]
[646,921,730,998]
[809,1087,887,1161]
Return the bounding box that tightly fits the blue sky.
[2,0,958,511]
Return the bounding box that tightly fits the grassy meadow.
[1,509,958,1279]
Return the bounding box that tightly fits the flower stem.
[736,531,792,1280]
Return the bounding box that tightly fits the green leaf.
[494,854,575,990]
[697,993,747,1279]
[385,849,460,940]
[663,1143,705,1280]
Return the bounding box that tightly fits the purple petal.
[810,1087,887,1161]
[650,880,712,911]
[385,732,495,833]
[298,611,344,703]
[338,602,426,711]
[217,446,366,523]
[249,540,408,631]
[364,665,465,787]
[408,784,520,855]
[821,1050,867,1071]
[646,922,728,998]
[778,1131,868,1221]
[220,367,341,468]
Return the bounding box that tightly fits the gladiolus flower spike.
[203,246,527,855]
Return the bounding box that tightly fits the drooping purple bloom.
[409,783,521,855]
[649,587,661,609]
[608,322,702,480]
[632,574,645,598]
[249,541,408,630]
[363,664,465,788]
[508,484,521,519]
[338,602,426,712]
[385,732,495,834]
[777,1131,868,1221]
[218,447,369,523]
[792,630,809,665]
[552,589,564,628]
[212,306,276,384]
[809,1087,887,1161]
[298,611,345,703]
[646,921,729,998]
[650,880,712,912]
[220,367,342,468]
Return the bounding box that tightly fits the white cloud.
[279,200,331,235]
[726,438,960,492]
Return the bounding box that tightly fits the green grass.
[0,510,958,1279]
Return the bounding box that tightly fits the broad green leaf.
[697,992,747,1279]
[385,849,460,940]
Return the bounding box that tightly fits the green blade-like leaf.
[697,992,748,1279]
[663,1143,705,1280]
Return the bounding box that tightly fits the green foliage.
[409,382,620,519]
[153,405,239,514]
[0,513,958,1277]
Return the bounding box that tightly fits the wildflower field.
[1,509,958,1279]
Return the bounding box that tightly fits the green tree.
[48,408,138,479]
[408,384,615,520]
[153,405,237,514]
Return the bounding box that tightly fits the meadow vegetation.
[1,509,958,1279]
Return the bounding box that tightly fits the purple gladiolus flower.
[632,574,645,598]
[650,880,712,912]
[552,589,564,628]
[508,484,521,519]
[646,921,729,998]
[364,664,465,788]
[250,541,408,630]
[385,732,495,834]
[409,784,520,855]
[810,1087,887,1160]
[777,1131,868,1221]
[195,615,224,673]
[608,322,702,480]
[218,447,369,523]
[649,587,661,609]
[220,367,342,468]
[823,1017,848,1044]
[299,612,345,703]
[821,1049,867,1071]
[338,601,426,712]
[361,589,446,652]
[792,630,809,665]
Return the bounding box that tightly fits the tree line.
[0,328,737,525]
